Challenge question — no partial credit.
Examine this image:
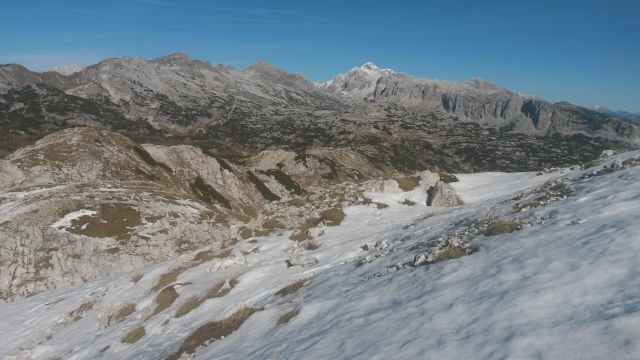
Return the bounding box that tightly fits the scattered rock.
[286,254,318,267]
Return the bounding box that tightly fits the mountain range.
[592,105,640,124]
[0,52,638,172]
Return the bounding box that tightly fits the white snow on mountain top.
[354,61,395,74]
[1,151,639,359]
[48,64,83,75]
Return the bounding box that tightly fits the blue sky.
[1,0,639,112]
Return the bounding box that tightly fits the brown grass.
[277,308,300,325]
[484,219,521,236]
[67,203,141,241]
[286,197,308,207]
[275,279,307,297]
[302,241,320,251]
[175,279,238,318]
[175,297,201,318]
[152,286,178,316]
[238,226,253,239]
[68,300,95,322]
[289,217,322,241]
[513,200,544,211]
[320,207,345,226]
[151,267,187,292]
[375,202,389,209]
[167,307,257,360]
[396,176,421,191]
[262,218,285,230]
[435,247,466,261]
[121,325,146,344]
[192,250,215,264]
[108,303,136,326]
[290,230,312,242]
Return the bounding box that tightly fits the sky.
[1,0,639,112]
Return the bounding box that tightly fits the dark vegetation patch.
[200,147,234,172]
[247,170,281,201]
[131,145,172,173]
[261,169,303,195]
[134,167,159,181]
[318,157,340,181]
[189,176,231,209]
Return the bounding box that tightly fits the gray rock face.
[426,181,460,207]
[321,63,639,144]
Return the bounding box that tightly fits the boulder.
[426,181,460,207]
[419,170,440,189]
[286,254,318,267]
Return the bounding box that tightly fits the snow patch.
[51,209,96,230]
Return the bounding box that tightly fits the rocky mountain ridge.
[320,62,638,141]
[0,53,638,164]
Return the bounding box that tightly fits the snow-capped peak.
[354,61,394,74]
[316,61,395,97]
[360,61,379,71]
[48,64,83,76]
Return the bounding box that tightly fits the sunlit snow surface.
[2,151,639,359]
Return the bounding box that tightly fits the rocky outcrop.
[320,63,640,144]
[426,181,461,207]
[0,128,418,301]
